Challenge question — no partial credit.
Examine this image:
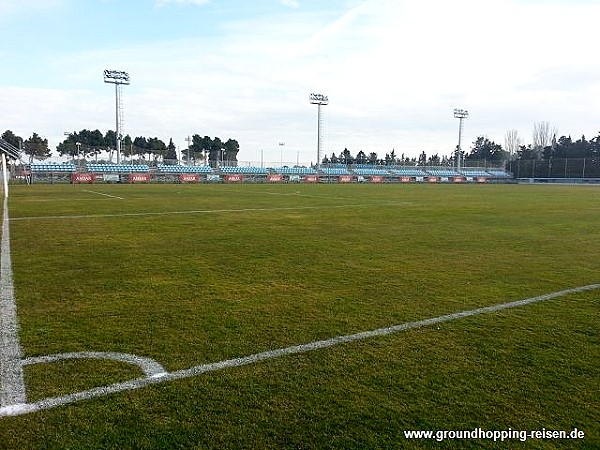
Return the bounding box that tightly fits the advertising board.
[179,174,199,183]
[128,173,151,183]
[224,174,243,183]
[71,173,95,184]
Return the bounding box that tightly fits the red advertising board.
[224,174,243,183]
[339,175,353,183]
[179,174,199,183]
[304,175,319,183]
[71,173,95,184]
[128,173,151,183]
[476,177,488,183]
[371,176,384,183]
[400,176,412,183]
[427,176,440,183]
[267,174,283,183]
[453,176,466,183]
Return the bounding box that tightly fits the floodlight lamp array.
[310,93,329,105]
[453,108,468,119]
[104,70,130,84]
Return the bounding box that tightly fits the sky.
[1,0,599,165]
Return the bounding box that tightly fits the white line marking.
[0,283,597,417]
[0,199,26,408]
[82,190,124,200]
[22,352,166,378]
[9,202,410,222]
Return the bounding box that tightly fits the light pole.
[310,93,328,172]
[279,142,285,166]
[64,132,74,164]
[76,142,81,167]
[104,70,130,164]
[453,108,468,171]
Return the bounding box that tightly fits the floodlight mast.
[310,93,328,172]
[104,70,130,164]
[453,108,468,172]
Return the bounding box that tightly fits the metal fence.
[507,158,600,180]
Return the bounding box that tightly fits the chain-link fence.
[507,158,600,179]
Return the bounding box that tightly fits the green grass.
[1,183,599,449]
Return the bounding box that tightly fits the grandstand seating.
[87,164,149,173]
[320,167,350,176]
[219,165,268,175]
[157,164,213,174]
[31,163,76,173]
[353,168,390,176]
[272,166,317,175]
[426,169,460,177]
[390,168,428,177]
[460,168,489,177]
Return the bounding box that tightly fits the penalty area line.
[0,283,598,417]
[8,202,410,222]
[82,190,124,200]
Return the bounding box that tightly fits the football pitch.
[0,183,598,449]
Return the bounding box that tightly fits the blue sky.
[2,0,600,164]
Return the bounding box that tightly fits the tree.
[467,136,507,162]
[339,148,353,165]
[165,138,177,161]
[427,154,440,165]
[147,137,167,161]
[532,122,556,159]
[57,129,107,159]
[368,152,378,165]
[1,130,22,149]
[122,135,133,160]
[388,149,397,165]
[223,139,240,163]
[23,133,51,162]
[504,129,521,158]
[190,134,211,163]
[516,144,537,160]
[355,150,367,165]
[104,130,117,150]
[417,151,427,165]
[133,137,148,159]
[209,137,223,166]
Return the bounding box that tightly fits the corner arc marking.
[0,283,597,418]
[22,351,167,378]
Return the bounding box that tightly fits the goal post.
[1,153,8,199]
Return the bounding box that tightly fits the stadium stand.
[219,165,268,175]
[320,167,351,176]
[460,168,490,177]
[157,164,213,174]
[390,168,429,177]
[353,168,390,176]
[272,166,317,175]
[31,163,76,173]
[87,164,149,173]
[426,168,461,177]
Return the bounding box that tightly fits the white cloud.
[4,0,600,163]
